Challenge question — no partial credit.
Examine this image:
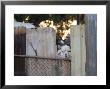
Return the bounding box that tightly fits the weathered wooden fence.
[26,27,57,58]
[14,17,97,76]
[14,27,70,76]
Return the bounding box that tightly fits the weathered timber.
[70,25,86,76]
[85,14,97,76]
[26,27,57,58]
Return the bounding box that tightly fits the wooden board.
[26,27,57,58]
[70,25,86,76]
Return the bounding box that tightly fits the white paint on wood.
[70,25,86,76]
[26,27,57,58]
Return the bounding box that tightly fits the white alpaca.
[56,45,71,58]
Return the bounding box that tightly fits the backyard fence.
[14,14,97,76]
[14,27,71,76]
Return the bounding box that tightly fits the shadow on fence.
[14,55,71,76]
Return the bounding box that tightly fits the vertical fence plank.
[70,25,86,76]
[70,25,81,76]
[14,27,26,75]
[80,25,86,75]
[85,14,97,76]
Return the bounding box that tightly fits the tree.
[14,14,85,45]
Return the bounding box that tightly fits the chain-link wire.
[14,55,71,76]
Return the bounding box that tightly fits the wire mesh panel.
[14,55,71,76]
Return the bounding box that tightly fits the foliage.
[14,14,84,26]
[14,14,84,45]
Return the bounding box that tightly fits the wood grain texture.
[70,25,86,76]
[85,14,97,76]
[26,27,57,58]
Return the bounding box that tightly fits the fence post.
[85,14,97,76]
[70,25,86,76]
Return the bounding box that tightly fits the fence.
[14,27,70,76]
[14,26,86,76]
[14,55,71,76]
